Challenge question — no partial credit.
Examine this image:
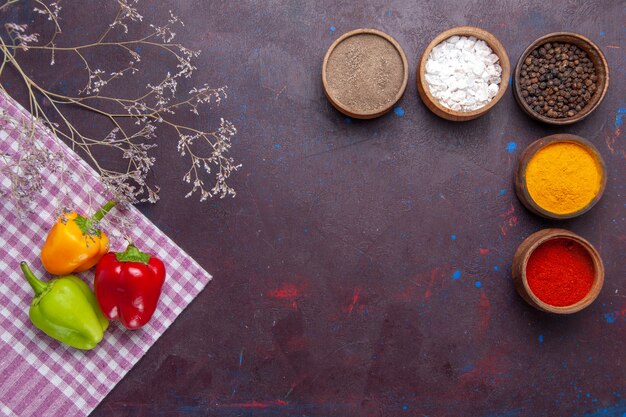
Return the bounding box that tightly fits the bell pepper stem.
[20,262,48,296]
[92,200,117,222]
[72,200,116,237]
[115,244,151,264]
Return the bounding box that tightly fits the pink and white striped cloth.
[0,90,212,416]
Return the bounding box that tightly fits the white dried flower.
[1,0,239,209]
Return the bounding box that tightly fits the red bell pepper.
[94,244,166,330]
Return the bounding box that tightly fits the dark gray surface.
[2,1,624,416]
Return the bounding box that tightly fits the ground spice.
[525,141,602,215]
[526,238,595,306]
[325,33,405,114]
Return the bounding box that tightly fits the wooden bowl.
[512,229,604,314]
[416,26,510,121]
[513,32,609,125]
[322,28,408,119]
[514,134,606,220]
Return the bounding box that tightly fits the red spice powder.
[526,238,595,307]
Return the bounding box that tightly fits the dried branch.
[0,0,240,213]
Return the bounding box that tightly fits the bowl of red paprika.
[512,228,604,314]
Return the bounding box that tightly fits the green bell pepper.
[20,262,109,350]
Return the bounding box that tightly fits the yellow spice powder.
[525,142,602,215]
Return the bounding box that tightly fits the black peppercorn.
[519,41,597,119]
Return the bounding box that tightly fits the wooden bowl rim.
[517,229,605,314]
[322,28,409,119]
[515,134,607,219]
[513,32,610,125]
[416,26,511,121]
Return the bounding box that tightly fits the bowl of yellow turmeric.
[515,134,606,219]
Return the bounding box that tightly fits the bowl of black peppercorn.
[513,32,609,125]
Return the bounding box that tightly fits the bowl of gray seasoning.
[323,28,409,119]
[513,32,609,125]
[417,26,510,121]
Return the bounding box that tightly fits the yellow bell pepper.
[41,201,117,275]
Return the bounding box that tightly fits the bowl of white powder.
[417,26,510,121]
